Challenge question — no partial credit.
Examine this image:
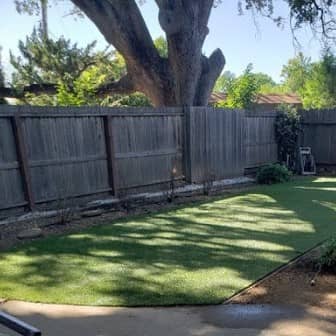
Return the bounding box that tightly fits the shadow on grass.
[0,177,335,306]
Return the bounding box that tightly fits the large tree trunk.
[71,0,225,107]
[0,0,225,106]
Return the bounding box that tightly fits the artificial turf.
[0,177,335,306]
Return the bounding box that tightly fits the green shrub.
[256,164,292,184]
[319,238,336,273]
[275,104,301,171]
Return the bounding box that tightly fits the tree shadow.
[0,177,335,307]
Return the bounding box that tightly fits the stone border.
[0,176,254,247]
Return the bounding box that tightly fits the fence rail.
[300,109,336,166]
[0,105,334,215]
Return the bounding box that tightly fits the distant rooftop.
[209,92,302,106]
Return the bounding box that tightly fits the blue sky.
[0,0,323,83]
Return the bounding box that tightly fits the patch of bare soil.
[0,185,252,251]
[230,248,336,311]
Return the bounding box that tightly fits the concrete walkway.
[1,300,335,336]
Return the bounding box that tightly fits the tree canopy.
[0,48,6,104]
[1,0,336,106]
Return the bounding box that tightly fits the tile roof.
[209,92,302,105]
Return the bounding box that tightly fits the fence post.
[183,106,192,183]
[103,115,118,197]
[11,113,35,211]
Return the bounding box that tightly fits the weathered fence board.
[0,117,26,209]
[20,116,110,202]
[0,105,334,215]
[112,114,183,189]
[301,109,336,165]
[187,107,246,182]
[245,111,278,169]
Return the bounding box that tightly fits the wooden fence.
[185,107,246,182]
[1,105,334,215]
[300,109,336,166]
[245,110,278,169]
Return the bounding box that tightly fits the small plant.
[203,171,216,196]
[256,164,291,184]
[275,104,302,171]
[55,187,76,225]
[167,165,178,202]
[118,189,132,213]
[319,238,336,274]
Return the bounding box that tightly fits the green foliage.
[238,0,336,41]
[281,53,312,94]
[214,71,236,93]
[10,29,124,106]
[319,238,336,274]
[14,0,80,20]
[56,63,113,106]
[15,0,46,16]
[0,47,6,104]
[11,30,103,85]
[154,36,168,58]
[107,92,151,107]
[275,104,301,170]
[10,29,165,106]
[216,64,259,109]
[214,66,285,107]
[281,51,336,109]
[255,72,284,94]
[301,52,336,109]
[256,164,292,184]
[253,72,276,88]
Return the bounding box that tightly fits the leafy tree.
[8,28,156,106]
[9,29,116,105]
[301,52,336,108]
[14,0,50,39]
[281,51,336,109]
[281,53,312,94]
[1,0,336,106]
[214,71,236,93]
[216,64,259,109]
[0,48,7,104]
[275,104,301,170]
[253,72,278,93]
[107,92,151,107]
[214,65,283,108]
[154,36,168,59]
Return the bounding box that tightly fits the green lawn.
[0,177,335,306]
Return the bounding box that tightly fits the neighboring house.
[209,93,302,110]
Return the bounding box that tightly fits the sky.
[0,0,324,83]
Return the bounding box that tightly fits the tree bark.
[40,0,49,40]
[71,0,225,106]
[1,0,225,106]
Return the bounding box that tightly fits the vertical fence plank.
[11,114,35,210]
[104,115,118,196]
[183,106,192,183]
[2,106,335,216]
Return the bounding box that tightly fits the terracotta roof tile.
[209,92,302,105]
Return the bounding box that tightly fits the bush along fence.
[0,105,335,216]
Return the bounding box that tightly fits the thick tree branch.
[156,0,217,105]
[194,49,226,105]
[95,75,135,97]
[71,0,161,66]
[0,83,57,99]
[0,75,135,99]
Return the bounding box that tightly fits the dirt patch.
[230,248,336,312]
[0,185,252,251]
